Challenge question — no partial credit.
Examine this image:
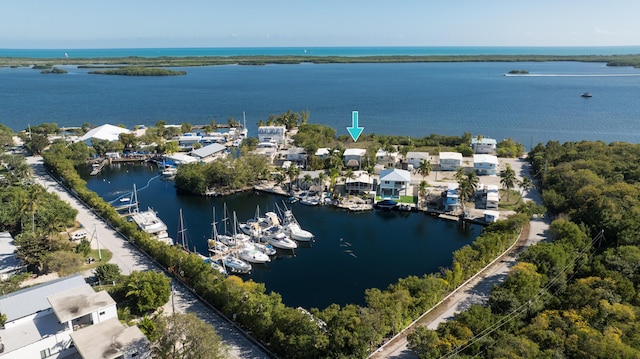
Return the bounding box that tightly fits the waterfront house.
[484,210,500,223]
[0,232,25,280]
[439,152,463,171]
[175,135,202,150]
[343,148,367,169]
[258,125,286,146]
[375,149,399,167]
[163,153,199,166]
[405,151,430,170]
[345,170,374,194]
[473,154,499,175]
[444,183,460,212]
[378,168,411,199]
[253,142,279,163]
[471,137,497,154]
[78,124,130,144]
[70,318,150,359]
[190,143,227,162]
[0,274,149,359]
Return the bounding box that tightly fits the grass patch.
[498,189,521,209]
[376,195,417,204]
[81,249,113,271]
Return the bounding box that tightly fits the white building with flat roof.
[406,152,430,169]
[439,152,463,171]
[258,126,286,145]
[473,154,499,175]
[471,137,497,154]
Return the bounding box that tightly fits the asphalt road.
[26,155,271,359]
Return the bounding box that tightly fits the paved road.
[26,156,271,359]
[371,158,549,359]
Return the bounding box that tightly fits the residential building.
[473,154,499,175]
[485,184,500,209]
[345,170,374,194]
[375,149,399,167]
[484,210,500,223]
[314,148,330,159]
[471,137,497,154]
[439,152,463,171]
[0,274,149,359]
[444,183,460,212]
[257,126,286,145]
[378,169,411,199]
[70,318,149,359]
[253,142,279,163]
[286,147,307,164]
[175,135,202,150]
[343,148,367,169]
[405,151,430,170]
[0,232,25,281]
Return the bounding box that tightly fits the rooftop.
[190,143,226,158]
[343,148,366,157]
[0,309,68,355]
[439,152,463,161]
[71,318,149,359]
[379,168,411,182]
[473,154,499,164]
[78,124,130,142]
[48,286,115,323]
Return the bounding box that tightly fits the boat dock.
[89,158,109,176]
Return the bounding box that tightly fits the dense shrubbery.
[88,66,187,76]
[42,136,526,358]
[409,140,640,358]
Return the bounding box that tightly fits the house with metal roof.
[438,152,463,171]
[343,148,367,169]
[471,137,497,154]
[473,154,499,175]
[405,152,430,170]
[378,168,411,199]
[0,274,148,359]
[190,143,227,162]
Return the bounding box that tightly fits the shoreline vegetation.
[2,54,640,68]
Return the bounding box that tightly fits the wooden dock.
[89,159,109,176]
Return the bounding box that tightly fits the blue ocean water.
[1,46,640,58]
[2,60,640,147]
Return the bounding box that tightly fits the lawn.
[498,189,522,209]
[376,195,417,204]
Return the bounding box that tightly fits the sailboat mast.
[178,208,187,250]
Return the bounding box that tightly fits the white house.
[78,124,130,144]
[286,147,307,163]
[257,126,286,145]
[485,184,500,209]
[484,210,500,223]
[439,152,463,171]
[406,152,430,170]
[0,232,25,281]
[70,318,150,359]
[343,148,367,169]
[378,168,411,199]
[175,135,202,150]
[444,183,460,212]
[375,149,399,167]
[471,137,497,154]
[0,274,147,359]
[345,170,374,194]
[315,148,330,159]
[473,154,499,175]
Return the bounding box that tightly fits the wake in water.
[108,174,161,204]
[505,73,640,77]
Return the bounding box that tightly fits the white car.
[71,232,88,240]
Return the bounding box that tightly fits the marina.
[82,162,481,309]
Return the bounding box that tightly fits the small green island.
[88,66,187,76]
[40,67,68,74]
[507,69,529,74]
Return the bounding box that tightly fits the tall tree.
[151,312,228,359]
[500,163,517,201]
[417,159,432,181]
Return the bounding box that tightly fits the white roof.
[48,286,115,323]
[379,169,411,182]
[474,154,499,164]
[343,148,366,157]
[190,143,226,158]
[486,184,499,192]
[176,135,202,142]
[439,152,463,161]
[0,274,86,322]
[406,151,430,159]
[164,153,198,164]
[375,149,398,158]
[315,148,330,156]
[447,183,459,190]
[71,318,149,359]
[472,137,497,145]
[79,124,130,142]
[346,170,374,184]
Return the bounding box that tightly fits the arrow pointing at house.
[347,111,364,142]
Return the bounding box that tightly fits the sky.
[1,0,639,49]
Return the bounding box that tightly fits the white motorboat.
[262,226,298,250]
[281,209,314,242]
[207,239,229,255]
[161,166,177,178]
[130,206,173,246]
[221,254,252,273]
[253,242,277,256]
[238,243,271,264]
[200,255,227,276]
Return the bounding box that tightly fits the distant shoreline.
[2,53,640,68]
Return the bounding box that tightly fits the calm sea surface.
[80,163,479,309]
[2,60,640,147]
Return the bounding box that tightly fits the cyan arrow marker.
[347,111,364,142]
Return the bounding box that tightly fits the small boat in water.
[581,92,592,98]
[238,243,271,264]
[262,226,298,250]
[375,199,398,209]
[220,254,252,274]
[253,242,277,256]
[281,208,314,242]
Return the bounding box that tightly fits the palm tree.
[418,180,429,209]
[500,163,517,202]
[457,171,479,213]
[517,176,535,203]
[417,159,432,181]
[285,165,301,194]
[21,186,42,232]
[316,171,327,191]
[301,174,313,190]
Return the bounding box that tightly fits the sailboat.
[207,207,229,255]
[278,203,315,242]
